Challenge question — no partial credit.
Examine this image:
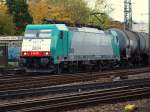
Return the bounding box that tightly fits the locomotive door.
[0,43,8,67]
[60,31,69,58]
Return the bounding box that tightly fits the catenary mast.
[124,0,132,30]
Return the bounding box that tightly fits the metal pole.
[124,0,126,30]
[149,0,150,64]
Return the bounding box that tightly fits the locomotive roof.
[26,24,68,31]
[68,27,105,33]
[26,24,104,33]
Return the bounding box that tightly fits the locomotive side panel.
[69,30,118,61]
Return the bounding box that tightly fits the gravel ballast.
[67,98,150,112]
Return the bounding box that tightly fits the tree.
[28,0,72,24]
[94,0,113,13]
[49,0,91,24]
[0,1,7,13]
[88,0,113,29]
[6,0,33,34]
[89,13,112,29]
[28,0,90,24]
[0,2,15,35]
[110,21,124,29]
[28,0,49,24]
[64,0,91,24]
[28,0,112,29]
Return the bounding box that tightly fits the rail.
[0,67,150,91]
[0,78,150,112]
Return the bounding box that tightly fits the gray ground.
[67,98,150,112]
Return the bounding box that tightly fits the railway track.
[0,66,148,79]
[0,78,150,100]
[0,78,150,112]
[0,67,150,91]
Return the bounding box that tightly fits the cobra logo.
[32,40,41,50]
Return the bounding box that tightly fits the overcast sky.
[87,0,148,23]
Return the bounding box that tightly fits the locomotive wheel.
[54,64,62,74]
[68,66,75,73]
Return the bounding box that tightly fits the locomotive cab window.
[39,30,52,38]
[24,30,37,38]
[24,29,51,39]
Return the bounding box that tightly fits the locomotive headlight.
[24,52,27,55]
[45,52,49,56]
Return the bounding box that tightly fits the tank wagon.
[20,24,120,73]
[108,28,149,66]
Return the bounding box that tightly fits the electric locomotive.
[20,24,120,73]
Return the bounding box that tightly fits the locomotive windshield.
[24,29,52,39]
[24,30,37,38]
